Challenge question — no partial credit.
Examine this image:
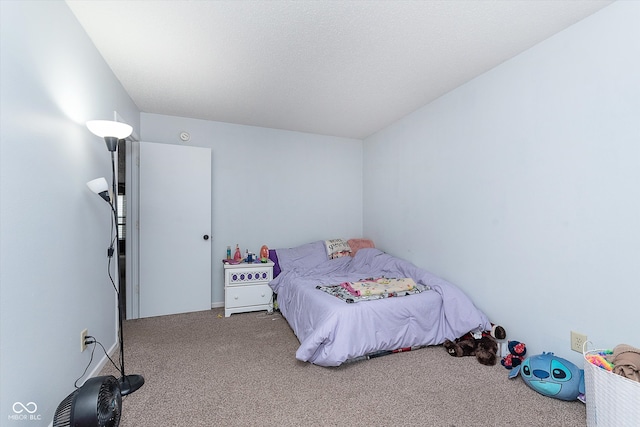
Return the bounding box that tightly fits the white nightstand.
[223,260,274,317]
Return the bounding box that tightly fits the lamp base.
[119,374,145,396]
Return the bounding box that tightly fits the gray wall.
[363,1,639,366]
[0,1,139,424]
[140,113,363,304]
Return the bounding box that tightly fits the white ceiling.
[66,0,613,139]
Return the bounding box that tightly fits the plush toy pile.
[443,324,506,366]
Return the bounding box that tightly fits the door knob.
[203,234,209,240]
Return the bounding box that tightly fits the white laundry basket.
[583,347,640,427]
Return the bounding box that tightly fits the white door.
[138,142,212,318]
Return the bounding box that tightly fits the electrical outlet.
[80,329,88,352]
[571,331,587,353]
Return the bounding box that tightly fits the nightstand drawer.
[225,284,272,309]
[225,267,273,286]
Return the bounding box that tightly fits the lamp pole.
[86,120,144,396]
[109,140,144,396]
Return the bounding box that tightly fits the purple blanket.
[270,248,491,366]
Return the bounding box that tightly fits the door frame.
[125,139,140,319]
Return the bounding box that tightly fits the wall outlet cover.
[80,328,88,352]
[571,331,587,353]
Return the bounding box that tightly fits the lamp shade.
[86,177,111,203]
[87,177,108,194]
[86,120,133,139]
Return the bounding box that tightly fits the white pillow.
[325,238,352,259]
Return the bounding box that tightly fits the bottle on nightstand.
[260,245,269,262]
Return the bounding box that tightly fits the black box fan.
[53,375,121,427]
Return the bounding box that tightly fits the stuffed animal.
[501,340,527,369]
[443,325,505,366]
[509,352,585,401]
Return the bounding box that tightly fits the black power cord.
[73,336,121,389]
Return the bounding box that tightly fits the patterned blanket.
[341,277,418,296]
[317,277,424,303]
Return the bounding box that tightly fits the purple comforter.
[270,248,491,366]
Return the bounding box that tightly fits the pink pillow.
[347,239,375,256]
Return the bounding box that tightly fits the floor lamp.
[86,120,144,396]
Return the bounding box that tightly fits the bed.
[268,239,491,367]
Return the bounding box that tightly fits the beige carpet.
[100,308,586,426]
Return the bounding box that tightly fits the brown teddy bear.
[443,325,505,366]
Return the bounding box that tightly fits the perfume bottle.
[226,246,232,259]
[233,244,242,262]
[260,245,269,262]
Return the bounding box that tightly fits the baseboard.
[211,301,224,309]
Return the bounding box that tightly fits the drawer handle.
[234,296,239,300]
[261,293,265,297]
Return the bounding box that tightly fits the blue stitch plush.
[509,352,585,401]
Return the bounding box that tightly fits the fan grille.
[52,389,79,427]
[97,377,122,426]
